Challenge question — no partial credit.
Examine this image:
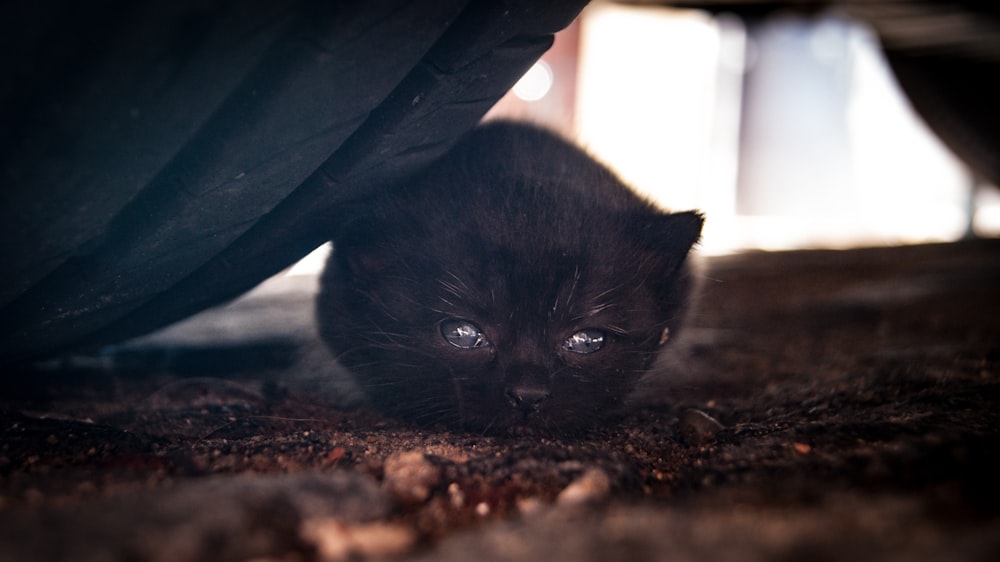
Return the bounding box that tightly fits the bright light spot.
[845,23,969,244]
[809,17,846,64]
[576,5,721,213]
[974,185,1000,237]
[285,242,332,276]
[512,60,554,102]
[575,7,974,254]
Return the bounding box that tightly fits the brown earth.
[1,239,998,561]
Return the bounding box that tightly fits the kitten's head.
[317,123,702,435]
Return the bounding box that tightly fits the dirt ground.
[2,239,999,562]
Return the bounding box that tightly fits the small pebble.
[678,408,724,446]
[302,519,415,562]
[325,447,346,463]
[556,468,612,506]
[447,482,465,508]
[382,451,441,505]
[517,496,544,515]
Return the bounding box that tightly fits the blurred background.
[274,0,1000,279]
[481,1,998,256]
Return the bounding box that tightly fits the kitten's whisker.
[565,265,581,308]
[590,282,627,303]
[445,270,471,290]
[480,415,500,437]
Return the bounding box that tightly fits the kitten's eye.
[563,329,605,354]
[441,319,489,349]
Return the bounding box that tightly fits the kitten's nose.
[505,386,551,411]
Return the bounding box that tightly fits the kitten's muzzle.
[505,386,551,412]
[502,362,551,412]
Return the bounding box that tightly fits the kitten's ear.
[636,210,704,261]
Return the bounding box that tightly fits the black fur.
[317,122,702,435]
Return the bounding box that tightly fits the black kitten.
[317,122,702,435]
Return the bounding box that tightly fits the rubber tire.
[0,0,588,365]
